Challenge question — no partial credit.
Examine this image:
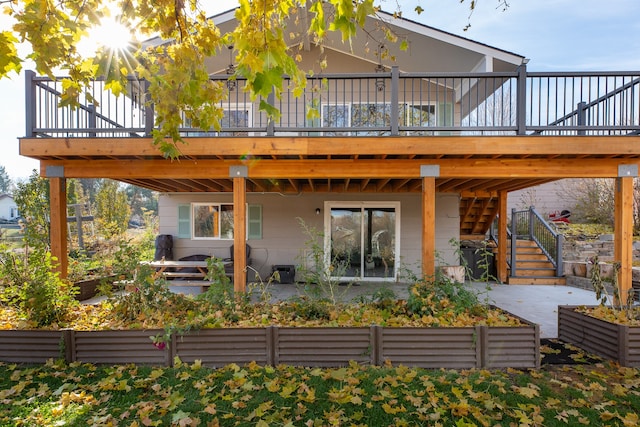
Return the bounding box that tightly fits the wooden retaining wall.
[558,305,640,367]
[0,324,540,369]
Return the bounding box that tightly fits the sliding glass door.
[327,202,399,281]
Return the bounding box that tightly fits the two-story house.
[19,9,640,298]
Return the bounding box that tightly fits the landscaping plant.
[582,255,640,325]
[0,246,78,327]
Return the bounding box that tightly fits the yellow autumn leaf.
[512,384,540,399]
[621,412,640,427]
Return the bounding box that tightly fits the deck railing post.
[390,66,399,136]
[25,70,37,137]
[577,101,587,135]
[556,234,564,276]
[516,63,527,135]
[528,206,535,238]
[510,208,517,277]
[88,104,97,137]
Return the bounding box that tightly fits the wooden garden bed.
[558,305,640,367]
[0,320,540,369]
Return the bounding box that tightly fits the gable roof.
[146,7,525,74]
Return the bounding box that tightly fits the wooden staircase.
[507,239,566,285]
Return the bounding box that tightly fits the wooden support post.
[49,177,68,277]
[422,176,436,279]
[233,174,247,294]
[614,176,634,305]
[497,190,508,283]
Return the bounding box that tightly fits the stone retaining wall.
[563,234,640,262]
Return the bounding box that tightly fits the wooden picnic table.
[141,260,232,291]
[144,260,210,279]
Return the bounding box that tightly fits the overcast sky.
[2,0,639,180]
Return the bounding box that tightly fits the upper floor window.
[321,103,436,135]
[182,104,252,137]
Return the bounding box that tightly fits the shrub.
[112,264,195,322]
[406,271,485,319]
[0,247,78,327]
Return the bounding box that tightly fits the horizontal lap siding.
[175,328,268,367]
[73,330,167,365]
[380,328,479,369]
[558,306,620,361]
[485,327,539,369]
[0,330,64,363]
[275,328,372,367]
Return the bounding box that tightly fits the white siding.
[0,196,17,221]
[158,192,460,281]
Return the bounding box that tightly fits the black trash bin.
[154,234,174,261]
[460,245,495,280]
[272,265,295,284]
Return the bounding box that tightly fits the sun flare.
[77,11,134,58]
[91,17,132,52]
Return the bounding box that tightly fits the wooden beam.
[49,177,68,278]
[497,191,508,283]
[20,135,640,158]
[422,177,436,279]
[40,158,640,180]
[460,190,499,198]
[614,177,634,305]
[233,177,247,294]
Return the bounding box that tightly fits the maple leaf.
[171,410,193,426]
[512,384,540,399]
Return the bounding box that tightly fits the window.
[219,106,252,136]
[321,104,350,136]
[182,104,252,137]
[352,103,392,135]
[192,203,234,240]
[321,103,437,135]
[177,203,262,240]
[403,104,436,127]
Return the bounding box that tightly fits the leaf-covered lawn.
[1,359,639,427]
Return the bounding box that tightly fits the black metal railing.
[509,206,564,277]
[24,67,640,138]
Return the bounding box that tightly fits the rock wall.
[563,234,640,262]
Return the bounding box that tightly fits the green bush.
[0,247,78,327]
[112,264,195,322]
[406,271,485,319]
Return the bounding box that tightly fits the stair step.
[515,254,549,262]
[510,268,557,277]
[513,260,555,268]
[507,276,566,286]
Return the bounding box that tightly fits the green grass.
[1,359,639,426]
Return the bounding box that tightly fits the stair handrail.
[510,206,564,277]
